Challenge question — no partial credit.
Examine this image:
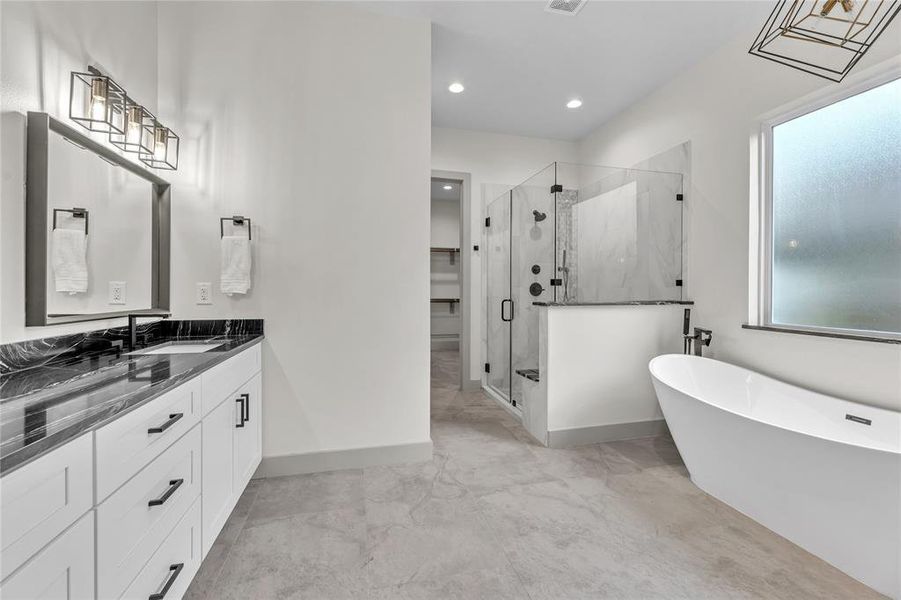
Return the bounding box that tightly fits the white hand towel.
[220,235,252,295]
[52,229,88,294]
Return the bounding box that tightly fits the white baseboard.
[254,440,433,478]
[547,419,668,448]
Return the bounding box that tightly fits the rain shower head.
[533,210,547,222]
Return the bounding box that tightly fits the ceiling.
[355,1,772,141]
[430,178,462,201]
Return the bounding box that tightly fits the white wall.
[1,1,159,342]
[156,2,432,459]
[544,305,683,434]
[431,127,578,382]
[578,33,901,411]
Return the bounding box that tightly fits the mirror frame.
[25,111,171,326]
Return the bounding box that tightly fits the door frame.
[431,169,474,391]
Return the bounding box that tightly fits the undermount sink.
[131,342,224,355]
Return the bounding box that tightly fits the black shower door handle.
[501,299,514,322]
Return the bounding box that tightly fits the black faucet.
[128,312,170,351]
[684,327,713,357]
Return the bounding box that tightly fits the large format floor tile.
[185,350,883,600]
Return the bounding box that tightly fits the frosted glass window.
[770,78,901,336]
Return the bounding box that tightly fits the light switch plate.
[108,281,126,305]
[196,282,212,305]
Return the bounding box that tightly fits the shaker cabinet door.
[233,372,262,492]
[201,394,235,556]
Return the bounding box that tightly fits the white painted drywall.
[431,127,578,382]
[0,0,159,342]
[156,2,432,458]
[577,33,901,411]
[544,305,685,432]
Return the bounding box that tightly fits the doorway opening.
[430,171,471,391]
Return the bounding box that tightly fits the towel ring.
[220,215,252,241]
[52,208,89,235]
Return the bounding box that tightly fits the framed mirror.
[25,112,170,326]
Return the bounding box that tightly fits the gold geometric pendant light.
[749,0,901,82]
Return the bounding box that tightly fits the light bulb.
[153,128,168,161]
[448,82,465,94]
[566,98,583,109]
[126,106,142,145]
[443,185,452,190]
[90,78,107,121]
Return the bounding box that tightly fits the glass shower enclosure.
[485,162,684,408]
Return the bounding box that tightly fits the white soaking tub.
[649,354,900,598]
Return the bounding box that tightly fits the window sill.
[741,324,900,345]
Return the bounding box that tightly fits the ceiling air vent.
[545,0,587,16]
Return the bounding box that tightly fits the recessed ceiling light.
[443,184,453,190]
[566,98,583,109]
[448,82,465,94]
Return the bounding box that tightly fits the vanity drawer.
[119,498,202,600]
[96,425,201,600]
[95,377,200,501]
[0,433,93,581]
[0,511,94,600]
[201,344,261,415]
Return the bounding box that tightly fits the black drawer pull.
[240,393,250,423]
[235,397,245,428]
[148,563,184,600]
[147,413,183,434]
[148,478,184,507]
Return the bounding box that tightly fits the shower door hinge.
[485,217,491,227]
[550,278,562,286]
[550,184,563,193]
[484,362,490,373]
[676,193,684,202]
[675,279,683,287]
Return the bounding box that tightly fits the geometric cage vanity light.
[139,122,179,171]
[69,68,127,134]
[69,65,179,170]
[109,98,156,155]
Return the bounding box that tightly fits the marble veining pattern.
[0,320,263,475]
[185,350,882,600]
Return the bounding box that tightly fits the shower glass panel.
[511,164,556,408]
[484,162,683,408]
[555,163,684,303]
[485,191,511,401]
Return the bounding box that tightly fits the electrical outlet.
[196,282,212,305]
[108,281,126,305]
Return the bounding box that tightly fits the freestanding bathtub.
[649,354,900,599]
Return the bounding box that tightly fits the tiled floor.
[185,350,881,599]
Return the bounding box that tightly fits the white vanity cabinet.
[0,512,95,600]
[0,342,263,600]
[201,351,263,555]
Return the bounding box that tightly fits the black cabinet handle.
[240,393,250,423]
[235,397,245,428]
[148,563,184,600]
[147,413,183,434]
[148,479,184,507]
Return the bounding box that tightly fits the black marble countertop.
[0,320,263,476]
[533,300,695,307]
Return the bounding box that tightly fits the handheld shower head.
[533,210,547,222]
